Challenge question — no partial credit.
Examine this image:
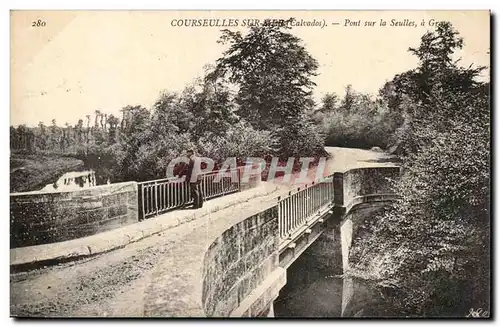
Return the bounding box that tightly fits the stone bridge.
[10,148,401,318]
[143,165,400,317]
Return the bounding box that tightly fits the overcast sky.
[11,10,490,127]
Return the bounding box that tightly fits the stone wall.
[338,166,400,208]
[202,206,280,317]
[10,182,138,248]
[10,167,261,248]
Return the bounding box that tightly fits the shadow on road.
[359,157,402,164]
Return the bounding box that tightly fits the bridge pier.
[341,276,354,317]
[295,219,343,275]
[267,302,275,317]
[340,219,353,273]
[340,202,395,316]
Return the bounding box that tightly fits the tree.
[116,105,153,181]
[349,22,490,316]
[106,114,120,144]
[319,93,339,113]
[94,110,101,128]
[210,19,325,158]
[85,115,91,155]
[48,119,61,152]
[318,85,397,149]
[36,121,47,151]
[210,19,319,131]
[60,122,67,150]
[152,91,192,135]
[180,74,239,142]
[76,119,84,143]
[380,22,486,156]
[340,85,356,113]
[197,121,274,165]
[12,124,34,152]
[275,115,326,158]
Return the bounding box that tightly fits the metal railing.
[277,176,335,240]
[201,169,240,201]
[138,168,241,219]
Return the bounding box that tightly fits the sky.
[10,10,490,127]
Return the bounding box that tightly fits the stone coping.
[10,181,137,196]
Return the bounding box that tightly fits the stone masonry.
[10,182,138,248]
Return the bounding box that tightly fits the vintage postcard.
[10,10,491,318]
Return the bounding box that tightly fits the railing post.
[237,167,241,192]
[139,183,144,221]
[201,175,205,201]
[220,172,227,196]
[154,181,159,215]
[333,172,344,207]
[277,196,282,239]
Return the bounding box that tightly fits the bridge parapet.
[10,181,138,248]
[203,206,284,317]
[142,199,284,317]
[11,165,262,249]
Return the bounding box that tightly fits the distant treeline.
[11,112,122,155]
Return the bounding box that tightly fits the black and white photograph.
[9,10,491,318]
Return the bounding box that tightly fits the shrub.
[197,122,275,165]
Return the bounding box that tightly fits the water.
[274,255,397,317]
[274,273,344,317]
[40,170,107,192]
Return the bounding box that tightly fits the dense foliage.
[312,86,401,149]
[348,22,490,316]
[209,19,327,159]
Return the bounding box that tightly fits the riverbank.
[10,154,85,193]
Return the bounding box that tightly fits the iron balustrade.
[277,176,335,240]
[200,169,240,201]
[138,168,241,219]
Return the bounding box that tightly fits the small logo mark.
[466,308,489,318]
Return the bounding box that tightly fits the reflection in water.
[274,255,398,317]
[41,170,97,192]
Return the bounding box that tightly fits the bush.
[320,89,400,150]
[348,92,490,316]
[276,117,328,159]
[323,111,396,149]
[197,122,275,165]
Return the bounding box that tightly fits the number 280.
[32,19,46,27]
